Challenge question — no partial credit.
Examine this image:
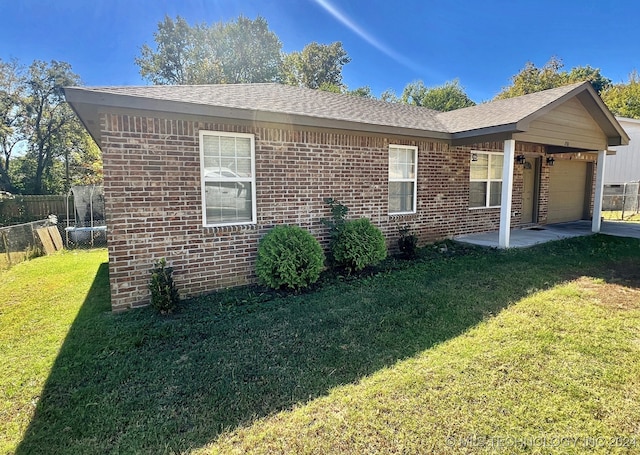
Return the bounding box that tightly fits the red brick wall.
[99,112,589,311]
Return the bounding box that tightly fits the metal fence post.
[622,182,627,220]
[2,231,11,267]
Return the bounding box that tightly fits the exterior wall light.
[471,153,478,162]
[546,156,555,166]
[515,154,526,165]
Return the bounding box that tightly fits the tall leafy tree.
[281,41,351,89]
[136,16,196,85]
[5,60,99,195]
[136,15,283,85]
[378,80,475,111]
[1,58,101,194]
[346,86,374,98]
[317,83,374,99]
[207,15,283,83]
[0,58,26,193]
[495,56,611,99]
[401,79,476,111]
[567,65,612,94]
[601,71,640,119]
[21,61,82,194]
[380,88,401,103]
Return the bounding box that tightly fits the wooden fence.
[0,195,73,227]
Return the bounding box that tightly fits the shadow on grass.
[16,235,640,454]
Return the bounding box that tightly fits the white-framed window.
[199,130,256,226]
[469,151,503,208]
[389,145,418,214]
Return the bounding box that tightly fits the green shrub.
[397,225,419,259]
[321,197,349,265]
[149,258,180,314]
[321,197,349,240]
[332,218,387,273]
[256,225,325,291]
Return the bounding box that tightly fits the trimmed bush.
[332,218,387,273]
[149,258,180,314]
[256,225,325,291]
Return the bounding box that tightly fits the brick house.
[64,82,628,311]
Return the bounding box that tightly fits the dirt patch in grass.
[575,260,640,310]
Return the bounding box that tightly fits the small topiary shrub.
[256,225,325,291]
[321,197,349,239]
[397,225,419,259]
[149,258,180,314]
[332,218,387,273]
[321,197,349,265]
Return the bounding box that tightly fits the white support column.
[499,139,516,248]
[592,149,607,233]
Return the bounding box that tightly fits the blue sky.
[1,0,638,102]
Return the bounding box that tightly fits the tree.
[567,65,612,94]
[318,82,342,94]
[601,71,640,119]
[281,41,350,89]
[346,86,374,98]
[1,60,100,195]
[19,61,85,194]
[136,15,283,85]
[380,88,401,103]
[401,79,475,111]
[68,133,103,186]
[316,83,373,98]
[136,16,196,85]
[495,56,611,99]
[207,15,282,83]
[378,80,475,111]
[0,58,26,193]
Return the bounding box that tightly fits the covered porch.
[440,82,630,248]
[494,138,609,248]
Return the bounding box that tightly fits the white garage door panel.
[548,160,588,224]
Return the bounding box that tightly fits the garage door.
[547,160,588,224]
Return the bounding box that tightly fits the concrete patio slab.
[454,220,640,248]
[601,220,640,239]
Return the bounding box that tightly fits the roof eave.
[450,123,520,145]
[64,87,452,141]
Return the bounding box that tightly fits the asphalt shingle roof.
[67,81,627,144]
[71,83,450,133]
[436,82,585,133]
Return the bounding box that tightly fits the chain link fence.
[0,217,107,272]
[602,182,640,221]
[0,186,107,271]
[0,219,54,271]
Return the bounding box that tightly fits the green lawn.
[602,210,640,222]
[2,238,640,454]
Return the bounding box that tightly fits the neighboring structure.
[602,117,640,213]
[606,117,640,184]
[64,82,629,311]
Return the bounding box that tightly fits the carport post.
[592,149,606,233]
[499,139,516,248]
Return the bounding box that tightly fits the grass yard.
[602,210,640,222]
[2,237,640,454]
[0,251,30,272]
